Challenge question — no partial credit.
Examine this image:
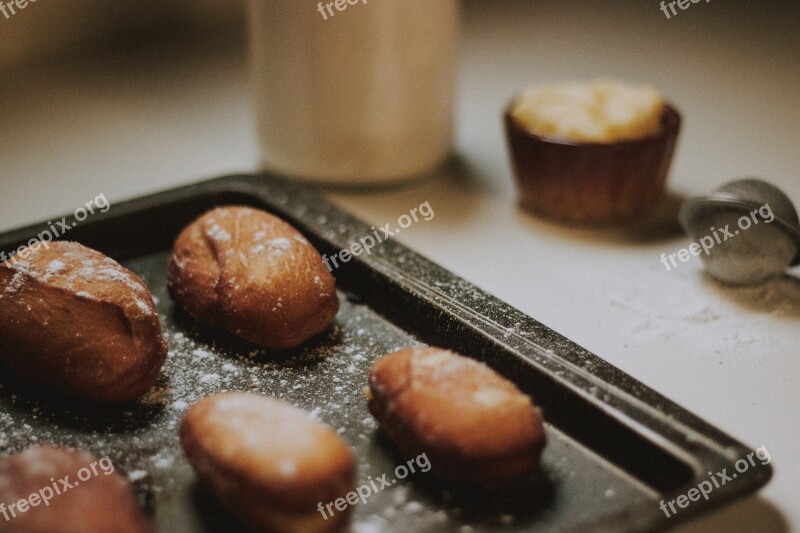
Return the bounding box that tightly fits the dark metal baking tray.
[0,174,771,532]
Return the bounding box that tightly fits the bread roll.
[180,393,355,533]
[0,446,152,533]
[367,347,547,486]
[0,241,167,402]
[168,206,339,350]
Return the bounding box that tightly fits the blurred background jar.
[248,0,460,186]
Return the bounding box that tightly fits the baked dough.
[0,241,167,402]
[0,446,152,533]
[367,346,547,486]
[168,206,339,349]
[180,393,355,532]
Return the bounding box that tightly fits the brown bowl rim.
[503,101,681,148]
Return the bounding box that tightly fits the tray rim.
[0,173,773,532]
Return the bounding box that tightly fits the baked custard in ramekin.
[505,80,681,224]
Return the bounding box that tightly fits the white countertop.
[0,1,797,531]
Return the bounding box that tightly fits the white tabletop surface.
[0,1,797,531]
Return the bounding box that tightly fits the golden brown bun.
[0,241,167,402]
[180,393,355,533]
[0,446,152,533]
[367,347,546,486]
[168,206,339,350]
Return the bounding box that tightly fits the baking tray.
[0,174,772,532]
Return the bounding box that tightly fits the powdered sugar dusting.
[135,298,151,314]
[43,260,65,280]
[0,246,636,531]
[206,223,231,243]
[268,238,294,261]
[3,272,26,295]
[96,267,144,293]
[269,238,291,251]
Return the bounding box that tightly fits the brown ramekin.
[504,103,681,225]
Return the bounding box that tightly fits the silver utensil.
[678,179,800,285]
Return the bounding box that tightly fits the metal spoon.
[678,179,800,285]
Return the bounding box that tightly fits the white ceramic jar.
[248,0,459,185]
